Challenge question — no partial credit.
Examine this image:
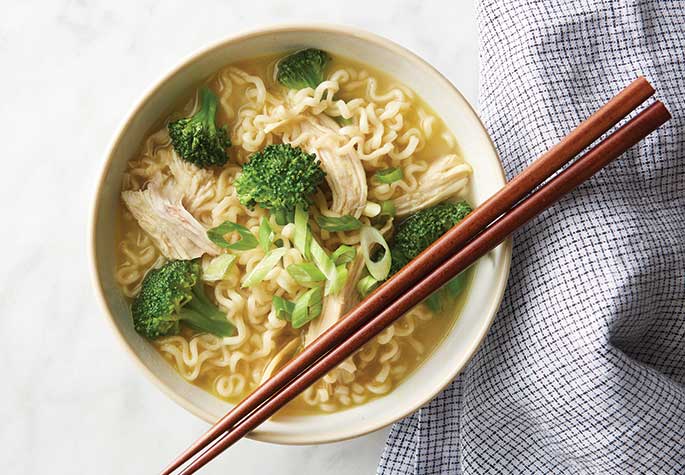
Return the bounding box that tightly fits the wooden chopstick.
[163,77,654,475]
[178,100,670,475]
[162,77,655,475]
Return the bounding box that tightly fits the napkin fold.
[378,1,685,473]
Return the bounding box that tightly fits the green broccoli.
[235,144,326,224]
[389,201,473,276]
[131,260,234,339]
[276,48,331,90]
[168,87,231,168]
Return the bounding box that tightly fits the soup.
[115,49,473,415]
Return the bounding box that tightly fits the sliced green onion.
[258,217,274,253]
[380,200,396,217]
[356,275,379,298]
[182,310,235,337]
[360,225,391,281]
[287,262,326,283]
[291,287,324,329]
[310,237,338,295]
[374,167,403,184]
[201,254,236,281]
[207,221,259,251]
[316,214,362,232]
[331,245,356,265]
[273,295,295,321]
[445,272,467,297]
[294,206,311,259]
[329,264,348,295]
[242,248,287,287]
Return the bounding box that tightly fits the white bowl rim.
[89,22,512,445]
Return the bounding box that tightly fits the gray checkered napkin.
[378,1,685,473]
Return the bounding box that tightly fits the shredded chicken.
[394,154,472,217]
[164,153,217,214]
[294,114,367,218]
[122,180,221,260]
[305,253,366,347]
[304,253,366,375]
[259,338,301,384]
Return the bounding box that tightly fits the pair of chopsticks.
[163,77,669,475]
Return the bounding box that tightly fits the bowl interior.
[92,25,510,444]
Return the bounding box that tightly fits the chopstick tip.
[653,100,672,122]
[635,75,655,94]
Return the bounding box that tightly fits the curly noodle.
[115,55,470,413]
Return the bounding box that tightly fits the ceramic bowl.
[90,24,511,444]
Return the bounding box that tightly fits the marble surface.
[0,1,478,473]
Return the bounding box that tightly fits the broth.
[115,51,473,416]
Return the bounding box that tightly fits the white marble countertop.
[0,1,477,473]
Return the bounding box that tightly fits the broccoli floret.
[168,87,231,168]
[131,260,234,339]
[235,144,326,223]
[389,201,473,276]
[276,48,331,90]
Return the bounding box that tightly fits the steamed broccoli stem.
[272,208,292,226]
[195,88,217,135]
[177,281,233,336]
[131,259,234,339]
[187,281,225,321]
[179,309,234,336]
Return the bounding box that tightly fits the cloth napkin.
[378,1,685,473]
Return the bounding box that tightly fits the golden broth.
[115,52,472,416]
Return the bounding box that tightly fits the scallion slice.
[201,254,236,281]
[310,237,338,295]
[331,245,356,265]
[360,225,392,281]
[316,214,363,232]
[273,295,295,321]
[258,217,274,253]
[374,167,403,184]
[291,287,324,328]
[380,200,396,217]
[207,220,259,251]
[356,275,379,297]
[294,206,311,259]
[287,262,326,283]
[242,248,287,287]
[328,263,348,295]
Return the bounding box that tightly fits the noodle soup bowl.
[91,24,511,444]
